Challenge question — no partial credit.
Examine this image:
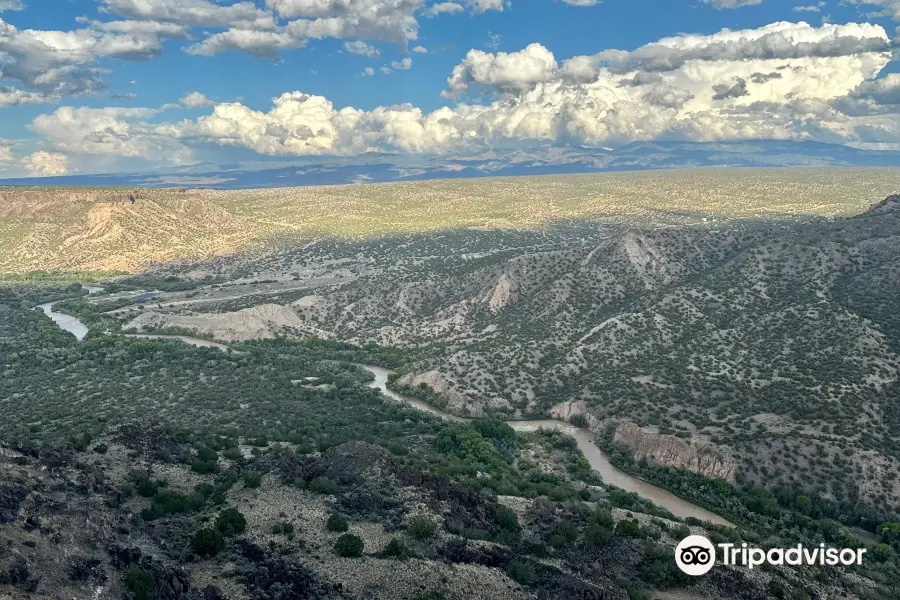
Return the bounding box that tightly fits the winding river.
[36,299,732,527]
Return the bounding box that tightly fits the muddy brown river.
[38,300,732,526]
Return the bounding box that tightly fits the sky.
[2,0,900,177]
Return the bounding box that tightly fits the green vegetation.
[215,507,247,536]
[381,537,410,560]
[333,534,364,558]
[271,521,295,536]
[326,513,349,533]
[308,476,338,495]
[190,527,225,557]
[124,565,156,600]
[407,516,438,539]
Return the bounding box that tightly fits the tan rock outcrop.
[613,421,735,481]
[125,303,308,342]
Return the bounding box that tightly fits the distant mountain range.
[4,140,900,189]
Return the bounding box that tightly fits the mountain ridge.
[4,140,900,190]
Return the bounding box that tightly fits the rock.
[612,422,735,481]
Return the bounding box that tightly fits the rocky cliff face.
[550,400,601,429]
[397,371,514,417]
[613,422,736,481]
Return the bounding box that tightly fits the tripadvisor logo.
[675,535,867,576]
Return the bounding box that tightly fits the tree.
[124,565,156,600]
[381,537,409,559]
[216,507,247,536]
[584,523,612,548]
[878,522,900,549]
[407,516,438,539]
[506,559,536,585]
[309,476,338,494]
[191,527,225,557]
[334,534,364,557]
[326,513,349,533]
[615,519,642,538]
[243,470,262,488]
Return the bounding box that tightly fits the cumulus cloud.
[29,105,192,163]
[23,20,900,165]
[467,0,504,13]
[344,40,380,57]
[832,73,900,115]
[846,1,900,22]
[0,1,24,11]
[180,91,214,108]
[391,57,413,70]
[0,17,167,97]
[712,77,750,100]
[99,0,275,30]
[445,43,559,96]
[423,2,463,16]
[22,151,68,176]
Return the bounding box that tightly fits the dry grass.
[2,167,898,275]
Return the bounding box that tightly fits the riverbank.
[36,301,733,527]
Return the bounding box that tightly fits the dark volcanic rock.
[232,541,350,600]
[0,483,27,524]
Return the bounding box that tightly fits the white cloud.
[0,139,12,162]
[467,0,504,13]
[561,0,601,5]
[412,45,427,53]
[445,43,559,96]
[344,40,380,58]
[186,29,306,58]
[701,0,763,8]
[29,105,192,163]
[423,2,463,16]
[99,0,275,30]
[793,2,825,12]
[0,1,24,11]
[391,57,413,70]
[846,0,900,21]
[362,66,375,76]
[0,17,167,96]
[22,151,68,176]
[22,21,900,166]
[180,91,213,109]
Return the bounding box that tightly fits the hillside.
[2,168,900,275]
[96,194,900,516]
[287,198,900,511]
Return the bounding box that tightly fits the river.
[36,300,732,527]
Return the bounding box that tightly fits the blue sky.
[1,0,900,176]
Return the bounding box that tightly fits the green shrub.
[334,534,364,557]
[506,559,536,585]
[272,521,295,535]
[407,515,438,539]
[493,504,519,532]
[70,432,92,452]
[215,507,247,537]
[131,472,159,498]
[243,470,262,488]
[381,537,409,559]
[124,565,156,600]
[191,527,225,557]
[191,459,219,475]
[584,523,612,547]
[615,519,642,538]
[326,513,349,532]
[309,476,338,495]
